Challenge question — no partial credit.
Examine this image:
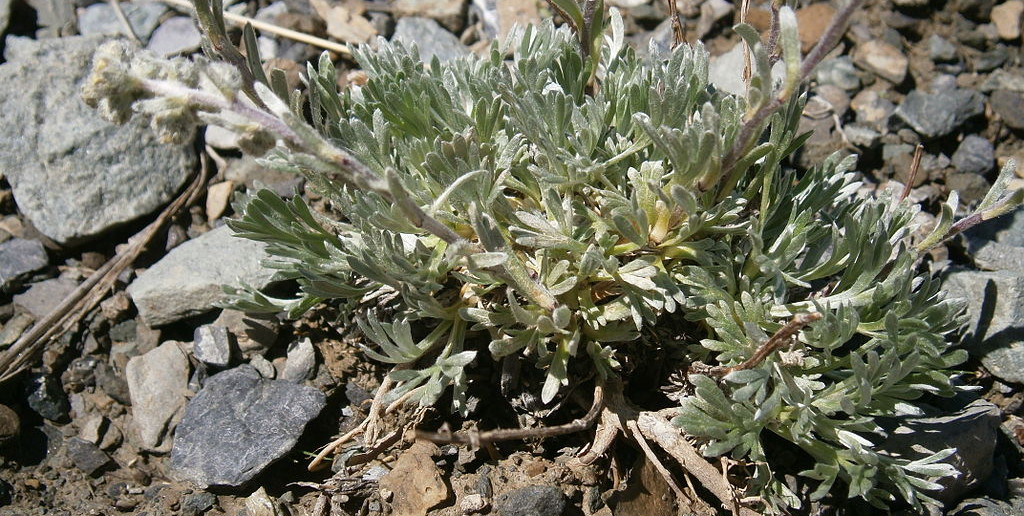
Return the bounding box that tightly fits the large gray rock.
[894,88,985,139]
[392,17,469,63]
[0,36,194,245]
[125,341,190,452]
[0,238,48,291]
[877,396,1001,505]
[943,269,1024,383]
[170,365,325,487]
[127,225,280,327]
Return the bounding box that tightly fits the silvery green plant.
[83,0,1022,512]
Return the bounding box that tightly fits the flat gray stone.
[77,2,167,43]
[392,0,465,32]
[970,240,1024,274]
[878,396,1001,504]
[953,135,995,175]
[170,365,325,487]
[193,325,233,368]
[0,36,194,245]
[943,269,1024,383]
[815,56,861,91]
[0,238,48,291]
[13,277,78,319]
[146,16,202,57]
[125,341,190,452]
[127,225,280,327]
[66,437,112,476]
[392,17,469,63]
[894,88,985,139]
[991,89,1024,130]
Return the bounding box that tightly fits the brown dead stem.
[415,382,605,447]
[574,378,760,516]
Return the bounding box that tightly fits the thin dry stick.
[635,410,760,516]
[666,0,685,47]
[108,0,142,44]
[0,158,209,385]
[415,383,605,447]
[899,144,924,202]
[308,375,395,471]
[624,418,707,516]
[701,312,822,379]
[157,0,352,57]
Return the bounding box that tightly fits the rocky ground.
[0,0,1023,515]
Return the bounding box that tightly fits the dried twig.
[635,410,760,516]
[0,156,209,385]
[899,144,924,202]
[108,0,142,44]
[700,312,822,379]
[157,0,352,56]
[666,0,685,47]
[415,383,604,446]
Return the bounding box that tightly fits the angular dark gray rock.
[193,325,234,368]
[953,135,995,175]
[66,437,112,476]
[0,238,48,291]
[24,373,69,422]
[943,269,1024,383]
[170,365,325,487]
[125,341,191,452]
[0,36,194,245]
[127,225,281,327]
[894,88,985,139]
[392,17,469,63]
[877,396,1001,504]
[77,2,167,43]
[494,485,567,516]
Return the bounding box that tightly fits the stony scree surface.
[169,365,325,488]
[127,224,281,327]
[0,36,195,245]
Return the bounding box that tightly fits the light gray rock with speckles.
[0,36,194,245]
[127,225,281,327]
[125,341,190,452]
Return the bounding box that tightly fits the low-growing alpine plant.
[83,0,1022,512]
